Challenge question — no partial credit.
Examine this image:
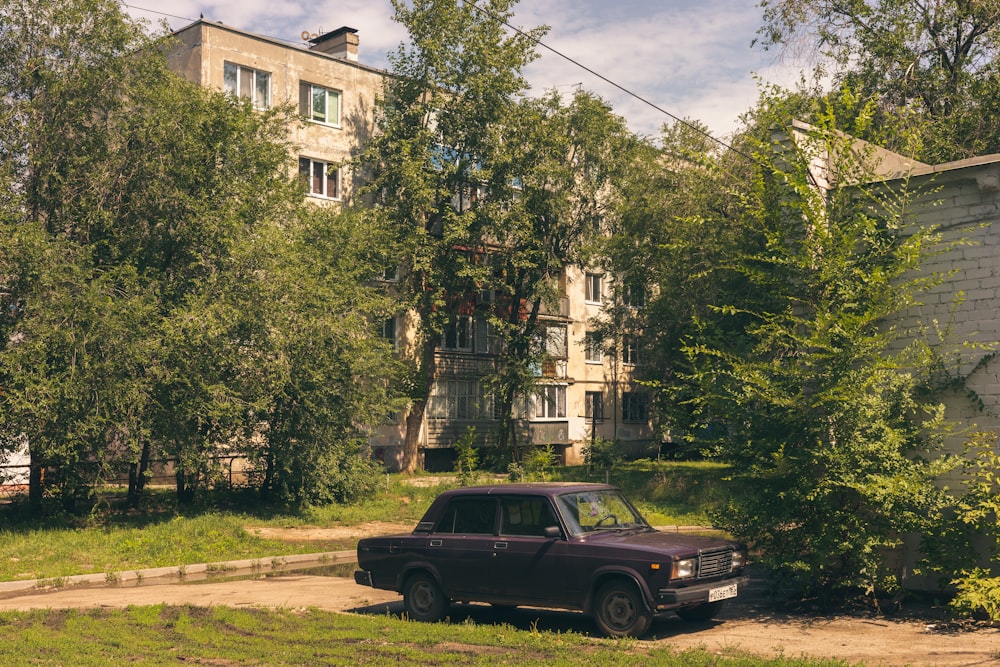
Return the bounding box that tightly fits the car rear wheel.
[676,601,723,622]
[403,573,449,622]
[593,581,652,638]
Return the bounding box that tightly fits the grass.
[0,461,731,582]
[0,605,857,666]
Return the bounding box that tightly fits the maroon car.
[354,482,749,637]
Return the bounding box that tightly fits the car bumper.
[655,575,749,609]
[354,570,373,587]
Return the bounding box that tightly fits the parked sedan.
[354,482,749,637]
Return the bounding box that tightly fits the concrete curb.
[0,549,358,599]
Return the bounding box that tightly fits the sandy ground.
[0,524,997,666]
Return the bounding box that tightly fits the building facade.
[167,19,656,471]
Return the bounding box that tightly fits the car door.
[490,496,569,604]
[429,496,498,598]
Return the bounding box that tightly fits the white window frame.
[531,384,567,421]
[441,315,473,351]
[300,81,342,126]
[381,317,397,350]
[223,62,270,109]
[428,380,496,420]
[622,280,648,308]
[299,157,341,200]
[585,332,603,364]
[623,335,639,366]
[585,390,604,421]
[585,273,603,304]
[475,317,502,355]
[622,391,650,423]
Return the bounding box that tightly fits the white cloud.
[125,0,812,138]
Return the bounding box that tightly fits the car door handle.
[493,542,508,550]
[430,539,443,547]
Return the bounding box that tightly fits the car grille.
[698,548,733,579]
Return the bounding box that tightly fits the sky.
[122,0,808,141]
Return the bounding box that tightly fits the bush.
[583,437,622,475]
[453,427,480,487]
[935,436,1000,622]
[508,446,556,482]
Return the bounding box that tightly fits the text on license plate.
[708,582,738,602]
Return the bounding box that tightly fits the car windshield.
[554,488,650,536]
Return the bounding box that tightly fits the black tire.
[593,581,652,638]
[676,601,723,622]
[402,573,449,622]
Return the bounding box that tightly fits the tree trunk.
[400,334,438,473]
[127,440,152,508]
[175,467,195,505]
[400,402,425,473]
[27,452,43,512]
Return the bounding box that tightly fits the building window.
[532,384,566,420]
[622,279,647,308]
[428,380,497,420]
[300,82,341,126]
[585,272,603,304]
[544,325,567,359]
[622,391,649,423]
[441,315,472,351]
[381,317,397,349]
[299,157,341,200]
[585,332,603,364]
[429,380,477,419]
[223,62,270,109]
[475,317,502,355]
[623,335,639,366]
[585,391,604,421]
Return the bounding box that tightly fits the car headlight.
[732,551,745,570]
[671,558,696,579]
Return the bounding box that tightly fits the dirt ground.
[1,523,997,666]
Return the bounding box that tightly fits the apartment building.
[166,19,656,471]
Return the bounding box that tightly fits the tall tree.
[756,0,1000,160]
[362,0,545,472]
[487,90,637,459]
[1,0,399,508]
[682,98,957,594]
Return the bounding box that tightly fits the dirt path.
[0,524,996,666]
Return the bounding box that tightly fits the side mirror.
[544,525,562,539]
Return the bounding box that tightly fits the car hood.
[583,529,738,556]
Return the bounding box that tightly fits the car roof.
[437,482,617,498]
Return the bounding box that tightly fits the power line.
[121,2,197,24]
[123,1,753,162]
[459,0,754,161]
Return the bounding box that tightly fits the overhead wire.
[123,1,758,164]
[458,0,758,164]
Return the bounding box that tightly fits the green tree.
[487,90,637,460]
[682,99,957,595]
[1,0,398,509]
[362,0,545,472]
[245,206,404,506]
[756,0,1000,160]
[598,118,761,454]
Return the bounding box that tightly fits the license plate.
[708,582,738,602]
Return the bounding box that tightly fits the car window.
[435,497,497,535]
[500,497,559,537]
[555,489,647,536]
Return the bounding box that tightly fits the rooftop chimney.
[308,26,359,62]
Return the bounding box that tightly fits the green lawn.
[0,605,855,667]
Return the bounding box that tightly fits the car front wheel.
[593,581,652,638]
[403,573,449,622]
